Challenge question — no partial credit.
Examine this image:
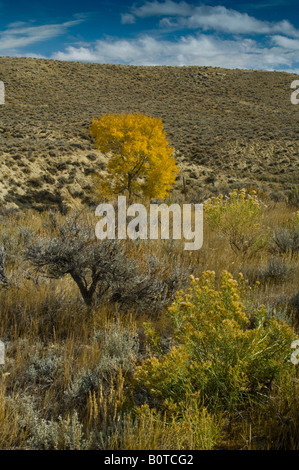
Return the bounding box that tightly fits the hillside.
[0,57,298,210]
[1,57,299,451]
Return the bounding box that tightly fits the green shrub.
[136,271,297,413]
[64,324,139,407]
[28,411,86,450]
[204,189,267,255]
[272,226,299,255]
[287,186,299,208]
[255,258,296,284]
[25,213,186,312]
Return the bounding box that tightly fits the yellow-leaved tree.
[90,113,178,200]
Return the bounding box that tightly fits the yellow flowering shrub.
[204,188,267,254]
[136,271,297,412]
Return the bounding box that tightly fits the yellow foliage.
[90,113,178,200]
[136,271,298,412]
[204,188,267,254]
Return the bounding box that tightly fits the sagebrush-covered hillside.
[0,57,298,210]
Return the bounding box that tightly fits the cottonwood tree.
[90,113,178,200]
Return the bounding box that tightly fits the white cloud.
[1,2,298,73]
[126,1,299,38]
[165,8,298,37]
[271,35,299,50]
[121,13,136,24]
[0,19,84,53]
[51,34,299,71]
[131,0,194,18]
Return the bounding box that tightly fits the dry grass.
[0,194,298,449]
[0,57,299,450]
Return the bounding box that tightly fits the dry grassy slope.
[0,56,298,210]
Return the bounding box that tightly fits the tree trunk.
[128,172,132,202]
[70,272,93,306]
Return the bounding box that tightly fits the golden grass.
[0,195,298,449]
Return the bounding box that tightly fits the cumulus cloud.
[1,2,299,73]
[127,1,299,38]
[51,34,299,71]
[271,35,299,49]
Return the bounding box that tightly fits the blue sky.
[0,0,299,72]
